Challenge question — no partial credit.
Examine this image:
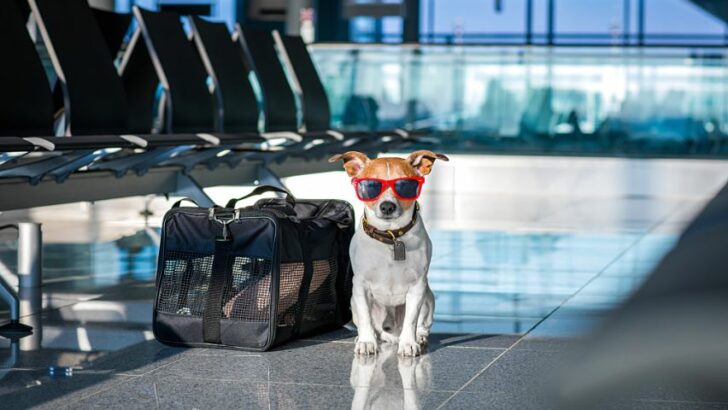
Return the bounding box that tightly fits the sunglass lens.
[394,179,420,199]
[357,179,383,200]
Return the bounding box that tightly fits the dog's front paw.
[354,338,378,356]
[398,339,421,357]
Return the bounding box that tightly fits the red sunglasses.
[351,177,425,202]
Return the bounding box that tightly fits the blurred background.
[89,0,728,157]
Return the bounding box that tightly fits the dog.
[329,150,449,356]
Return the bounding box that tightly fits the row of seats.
[0,0,421,184]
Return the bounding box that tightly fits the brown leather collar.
[362,203,419,245]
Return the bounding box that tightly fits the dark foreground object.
[557,181,728,406]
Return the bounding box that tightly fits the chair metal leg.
[256,165,287,191]
[173,173,215,208]
[91,146,193,177]
[0,151,97,185]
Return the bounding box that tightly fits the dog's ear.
[328,151,370,177]
[407,150,449,176]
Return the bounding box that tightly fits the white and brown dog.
[330,150,449,356]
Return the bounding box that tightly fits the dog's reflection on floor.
[350,344,432,410]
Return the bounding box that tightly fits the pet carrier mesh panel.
[153,186,355,350]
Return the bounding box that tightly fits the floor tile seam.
[433,341,518,410]
[429,289,588,298]
[114,372,147,377]
[153,381,161,410]
[147,374,346,387]
[440,346,509,351]
[286,340,511,350]
[129,355,189,377]
[187,352,264,358]
[298,338,355,344]
[267,380,460,393]
[434,314,545,320]
[55,372,144,409]
[138,374,462,393]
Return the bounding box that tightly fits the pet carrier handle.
[171,198,221,209]
[171,198,201,208]
[225,185,296,208]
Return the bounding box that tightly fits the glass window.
[644,0,726,45]
[381,16,403,43]
[427,0,526,43]
[531,0,549,43]
[351,16,378,43]
[348,0,403,43]
[555,0,624,44]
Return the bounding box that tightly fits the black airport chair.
[236,26,341,146]
[91,7,133,57]
[119,26,159,135]
[132,7,217,135]
[275,33,331,133]
[131,7,297,172]
[134,7,275,141]
[50,7,133,115]
[188,16,260,134]
[0,0,55,139]
[236,26,360,159]
[189,16,329,149]
[27,0,205,179]
[186,18,351,172]
[237,27,301,134]
[0,0,130,182]
[188,16,325,169]
[31,0,129,136]
[29,1,270,178]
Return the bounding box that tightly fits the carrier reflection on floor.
[0,155,725,409]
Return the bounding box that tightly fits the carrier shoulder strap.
[292,224,314,336]
[203,238,232,344]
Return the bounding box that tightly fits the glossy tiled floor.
[0,158,725,409]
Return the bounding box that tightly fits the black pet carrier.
[153,186,355,350]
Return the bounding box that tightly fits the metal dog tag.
[393,240,406,261]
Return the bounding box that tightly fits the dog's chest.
[350,222,431,305]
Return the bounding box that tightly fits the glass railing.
[310,44,728,157]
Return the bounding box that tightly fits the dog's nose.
[379,201,397,216]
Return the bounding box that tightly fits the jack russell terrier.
[329,150,449,357]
